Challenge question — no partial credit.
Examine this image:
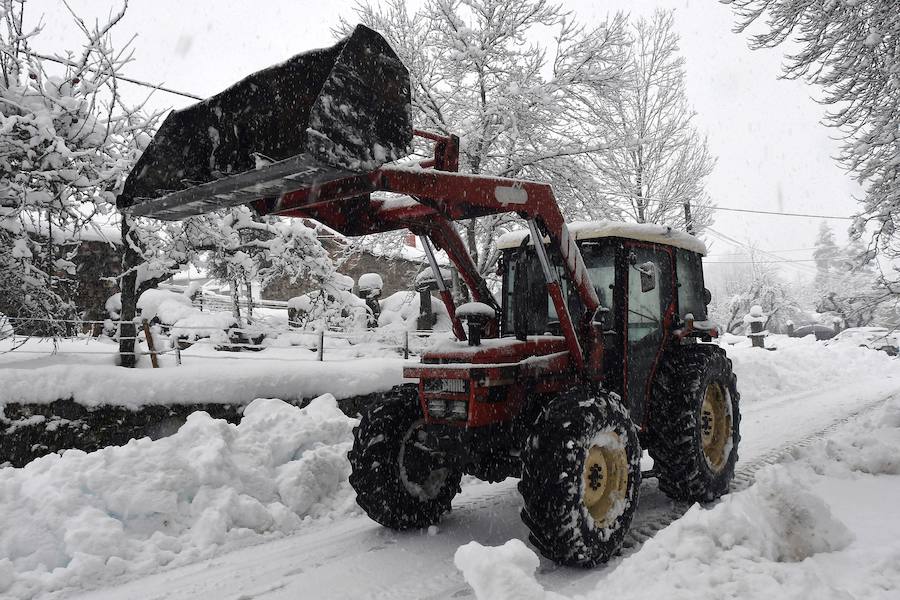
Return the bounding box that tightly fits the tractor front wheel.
[348,389,462,530]
[649,345,741,502]
[518,388,642,567]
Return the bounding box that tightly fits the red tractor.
[120,25,740,566]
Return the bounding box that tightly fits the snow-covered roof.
[495,220,707,255]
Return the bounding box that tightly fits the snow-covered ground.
[0,336,898,599]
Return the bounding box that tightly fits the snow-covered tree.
[812,222,886,327]
[117,194,342,366]
[0,0,159,344]
[707,245,807,333]
[340,0,633,275]
[191,208,338,320]
[0,1,340,364]
[724,0,900,288]
[589,10,715,233]
[813,221,841,292]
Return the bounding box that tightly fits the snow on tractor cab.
[120,24,740,567]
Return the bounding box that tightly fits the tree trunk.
[244,278,254,321]
[230,278,243,322]
[118,218,140,368]
[117,217,167,367]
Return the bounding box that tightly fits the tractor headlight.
[427,398,447,417]
[448,400,468,420]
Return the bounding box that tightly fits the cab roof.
[495,220,707,256]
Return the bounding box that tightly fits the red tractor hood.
[403,335,572,384]
[421,335,568,365]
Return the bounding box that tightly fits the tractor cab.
[492,221,713,423]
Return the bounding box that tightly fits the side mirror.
[637,261,656,293]
[704,288,712,305]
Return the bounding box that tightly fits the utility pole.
[683,201,694,234]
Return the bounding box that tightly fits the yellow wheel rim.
[700,383,732,472]
[582,436,629,527]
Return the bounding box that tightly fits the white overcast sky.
[27,0,861,274]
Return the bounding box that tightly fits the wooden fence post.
[318,330,325,361]
[403,330,409,359]
[142,319,160,368]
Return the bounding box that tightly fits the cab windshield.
[500,241,615,336]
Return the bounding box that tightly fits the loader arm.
[251,152,602,373]
[117,24,603,377]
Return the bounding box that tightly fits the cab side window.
[675,249,707,320]
[626,247,671,342]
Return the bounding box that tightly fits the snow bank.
[456,395,900,600]
[725,335,900,404]
[0,395,359,599]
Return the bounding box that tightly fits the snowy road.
[72,376,900,600]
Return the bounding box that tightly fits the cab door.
[623,244,674,425]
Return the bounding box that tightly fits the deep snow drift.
[455,396,900,600]
[0,395,359,599]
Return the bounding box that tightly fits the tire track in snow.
[625,389,895,551]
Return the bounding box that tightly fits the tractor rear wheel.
[518,388,641,567]
[348,388,462,530]
[648,344,741,502]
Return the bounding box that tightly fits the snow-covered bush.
[0,312,13,342]
[288,274,369,332]
[378,290,452,332]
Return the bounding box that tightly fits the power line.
[705,227,818,276]
[712,206,854,220]
[708,246,818,256]
[22,50,204,101]
[705,258,845,264]
[703,228,856,287]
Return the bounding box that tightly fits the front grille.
[423,378,468,394]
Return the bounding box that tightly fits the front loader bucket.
[118,25,411,220]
